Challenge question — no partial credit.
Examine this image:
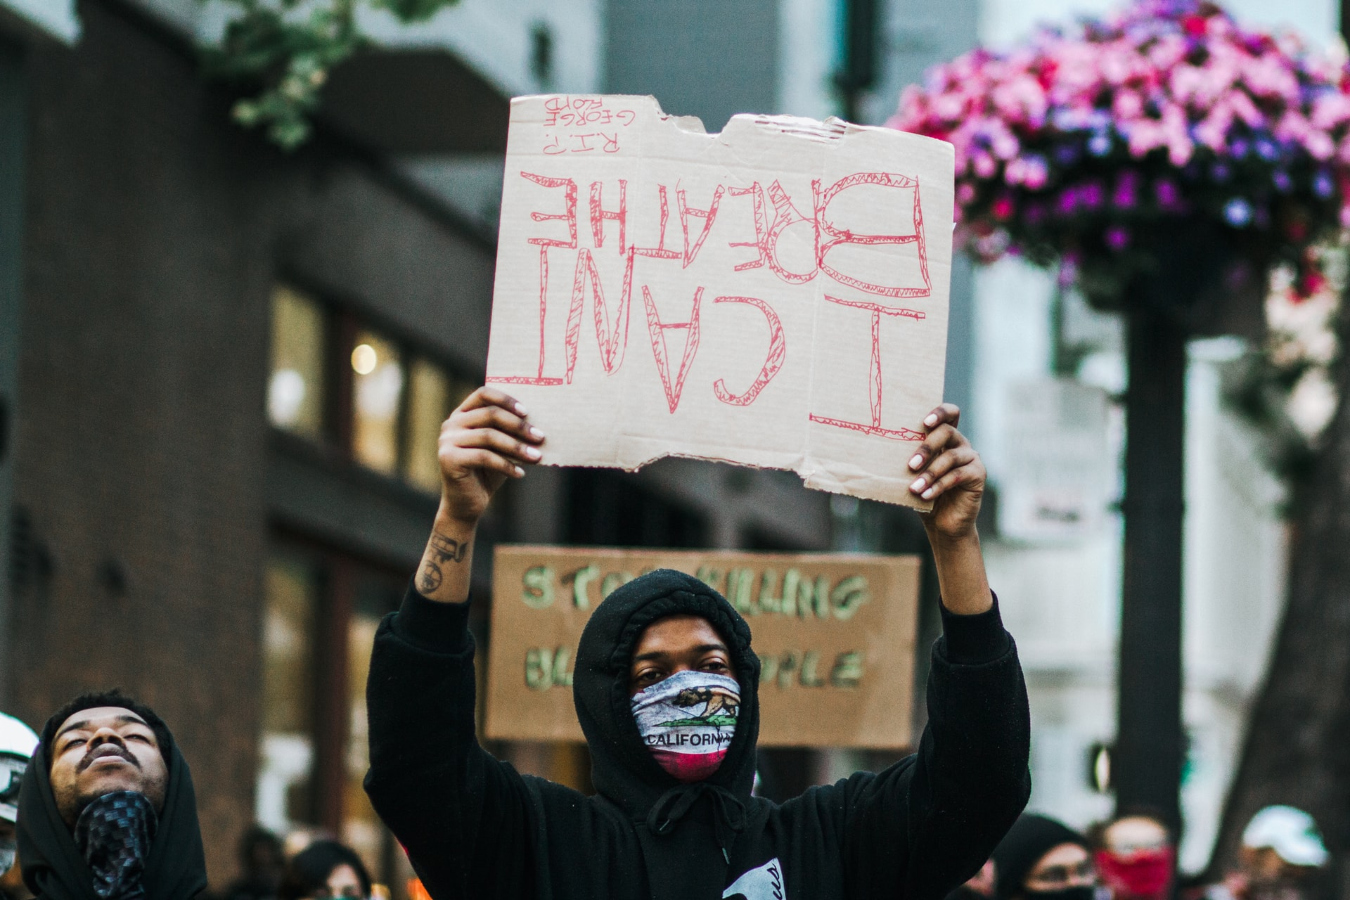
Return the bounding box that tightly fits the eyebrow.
[55,714,149,742]
[631,643,730,664]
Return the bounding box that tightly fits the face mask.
[74,791,158,900]
[0,834,15,876]
[631,670,739,782]
[1024,887,1095,900]
[1096,847,1173,899]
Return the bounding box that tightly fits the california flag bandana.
[631,671,740,782]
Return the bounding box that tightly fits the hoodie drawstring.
[646,783,747,862]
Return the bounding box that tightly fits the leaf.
[201,0,402,150]
[370,0,459,23]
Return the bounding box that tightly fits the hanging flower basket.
[888,0,1350,320]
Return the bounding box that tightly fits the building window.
[351,330,404,475]
[403,359,455,494]
[343,573,406,871]
[267,284,476,493]
[268,287,327,439]
[257,548,321,835]
[257,540,411,895]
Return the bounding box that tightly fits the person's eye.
[701,659,729,672]
[126,733,151,743]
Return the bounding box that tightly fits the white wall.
[778,0,838,120]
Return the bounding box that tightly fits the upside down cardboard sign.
[486,546,921,749]
[485,95,954,508]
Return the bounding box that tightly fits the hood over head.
[572,569,760,900]
[17,699,208,900]
[574,568,761,811]
[992,813,1090,899]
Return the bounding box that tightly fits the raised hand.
[418,387,544,604]
[436,387,545,527]
[905,404,992,615]
[906,404,985,541]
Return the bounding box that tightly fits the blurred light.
[1088,742,1113,793]
[352,343,378,375]
[268,369,307,427]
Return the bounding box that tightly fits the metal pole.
[1114,304,1187,831]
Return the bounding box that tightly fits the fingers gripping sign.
[438,387,547,523]
[904,404,993,615]
[420,387,546,604]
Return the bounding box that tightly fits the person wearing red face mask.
[1094,813,1174,900]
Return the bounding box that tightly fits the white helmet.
[0,712,38,824]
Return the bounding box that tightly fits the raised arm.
[414,386,545,605]
[835,406,1030,900]
[907,403,992,616]
[364,387,547,900]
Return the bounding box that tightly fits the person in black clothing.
[220,827,284,900]
[15,691,208,900]
[992,814,1096,900]
[363,387,1032,900]
[278,840,370,900]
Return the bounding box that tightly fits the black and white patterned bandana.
[73,791,158,900]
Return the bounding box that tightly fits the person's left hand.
[906,403,985,542]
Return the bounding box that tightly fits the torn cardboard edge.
[485,94,955,511]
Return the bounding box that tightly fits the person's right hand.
[436,387,544,526]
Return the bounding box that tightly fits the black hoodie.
[365,569,1031,900]
[16,708,208,900]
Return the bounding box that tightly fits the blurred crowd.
[0,694,1331,900]
[947,804,1329,900]
[0,695,1335,900]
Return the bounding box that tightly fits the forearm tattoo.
[417,534,470,594]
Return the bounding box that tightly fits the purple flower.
[1057,188,1079,215]
[1088,131,1113,157]
[1230,137,1250,159]
[1105,225,1131,251]
[1314,170,1335,198]
[1113,172,1140,208]
[1155,179,1181,209]
[1081,182,1106,209]
[1255,137,1280,162]
[1210,162,1232,182]
[1224,197,1253,227]
[1054,142,1082,165]
[1057,255,1080,288]
[1272,170,1293,193]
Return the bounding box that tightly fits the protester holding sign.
[363,386,1031,900]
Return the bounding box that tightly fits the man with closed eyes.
[15,692,207,900]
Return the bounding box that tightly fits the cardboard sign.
[485,95,955,509]
[486,546,921,749]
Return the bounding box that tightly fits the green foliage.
[202,0,459,150]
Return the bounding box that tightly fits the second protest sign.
[486,545,921,749]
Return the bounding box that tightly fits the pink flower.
[1311,92,1350,130]
[1113,90,1145,121]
